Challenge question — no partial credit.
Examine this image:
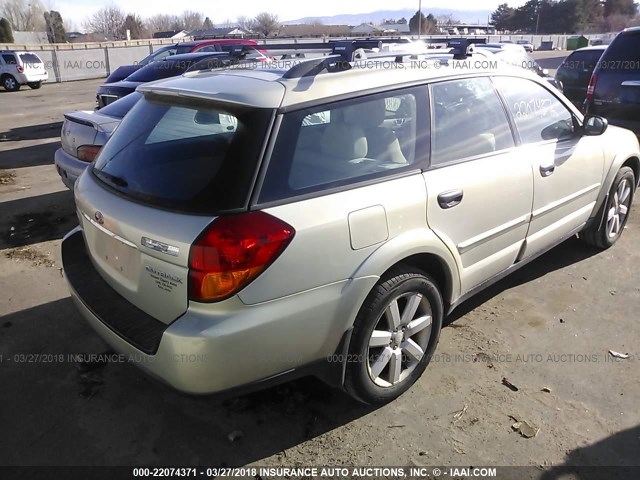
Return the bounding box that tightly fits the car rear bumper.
[17,71,48,83]
[62,228,375,394]
[54,148,87,189]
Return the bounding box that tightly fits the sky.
[47,0,527,31]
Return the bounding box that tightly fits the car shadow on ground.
[447,236,600,324]
[0,121,62,141]
[0,189,77,249]
[539,426,640,480]
[0,297,377,466]
[0,141,60,169]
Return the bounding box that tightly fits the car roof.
[572,45,608,52]
[483,43,526,50]
[1,50,38,55]
[138,56,538,110]
[159,52,229,62]
[178,39,258,48]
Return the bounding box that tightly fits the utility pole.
[418,0,422,38]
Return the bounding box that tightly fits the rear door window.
[2,54,17,64]
[258,87,425,204]
[92,95,273,214]
[493,76,575,143]
[430,77,515,165]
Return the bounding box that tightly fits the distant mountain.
[282,9,493,26]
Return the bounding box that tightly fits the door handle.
[540,164,555,177]
[437,189,464,209]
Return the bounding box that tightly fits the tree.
[409,10,437,34]
[0,0,46,31]
[84,5,126,38]
[491,3,516,31]
[604,0,638,16]
[0,17,14,42]
[236,15,256,32]
[436,14,460,25]
[121,14,145,39]
[203,17,213,29]
[601,12,640,29]
[44,10,66,43]
[253,12,280,37]
[145,14,180,33]
[181,10,204,31]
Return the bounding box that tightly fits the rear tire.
[344,266,443,404]
[580,166,635,249]
[28,81,42,89]
[2,75,20,91]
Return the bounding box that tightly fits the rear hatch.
[591,31,640,126]
[74,91,275,322]
[19,52,46,79]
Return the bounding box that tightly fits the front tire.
[2,75,20,91]
[344,266,443,404]
[581,166,635,249]
[28,81,42,89]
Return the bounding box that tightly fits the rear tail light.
[189,211,295,302]
[76,145,102,162]
[586,73,598,102]
[17,65,24,73]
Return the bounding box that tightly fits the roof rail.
[281,54,351,79]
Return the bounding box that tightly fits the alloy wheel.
[367,292,433,388]
[607,178,631,238]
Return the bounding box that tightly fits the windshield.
[140,45,193,65]
[99,92,143,119]
[92,95,273,213]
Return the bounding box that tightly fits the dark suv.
[585,27,640,135]
[555,45,606,109]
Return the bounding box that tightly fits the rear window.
[92,95,273,214]
[601,32,640,70]
[19,53,42,64]
[561,49,604,71]
[98,92,143,119]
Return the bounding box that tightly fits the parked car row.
[55,39,568,191]
[555,25,640,137]
[56,37,639,404]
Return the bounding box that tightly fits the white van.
[0,50,49,91]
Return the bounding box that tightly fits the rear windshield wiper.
[93,168,128,188]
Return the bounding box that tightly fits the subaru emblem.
[94,211,104,225]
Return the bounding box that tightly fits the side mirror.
[542,68,549,76]
[582,115,608,136]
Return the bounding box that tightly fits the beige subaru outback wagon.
[62,46,639,404]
